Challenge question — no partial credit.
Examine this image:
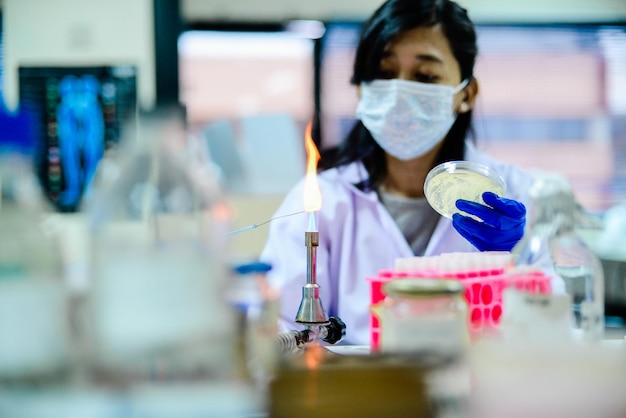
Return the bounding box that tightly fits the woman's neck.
[382,143,443,198]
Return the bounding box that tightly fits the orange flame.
[303,121,321,212]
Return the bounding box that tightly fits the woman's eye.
[377,70,395,79]
[415,74,439,83]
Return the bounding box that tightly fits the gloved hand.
[452,191,526,252]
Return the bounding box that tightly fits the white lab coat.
[260,142,537,345]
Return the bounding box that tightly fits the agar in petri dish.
[424,161,506,218]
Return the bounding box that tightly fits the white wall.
[182,0,626,23]
[2,0,155,111]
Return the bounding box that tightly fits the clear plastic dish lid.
[424,161,506,218]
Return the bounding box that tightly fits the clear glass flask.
[0,155,71,385]
[512,173,604,342]
[84,105,237,383]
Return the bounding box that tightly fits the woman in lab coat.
[260,0,534,345]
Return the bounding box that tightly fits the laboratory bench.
[0,334,623,418]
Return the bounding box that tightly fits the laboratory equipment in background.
[578,201,626,322]
[228,261,280,389]
[512,173,605,342]
[57,103,265,417]
[499,287,574,344]
[372,278,469,356]
[0,155,71,385]
[83,104,242,384]
[368,252,552,348]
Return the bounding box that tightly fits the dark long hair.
[324,0,478,190]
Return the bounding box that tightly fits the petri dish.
[424,161,506,218]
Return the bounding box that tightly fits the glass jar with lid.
[375,278,468,356]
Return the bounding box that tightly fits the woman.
[260,0,533,345]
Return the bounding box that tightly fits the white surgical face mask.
[356,78,468,161]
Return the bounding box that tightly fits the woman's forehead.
[383,25,459,71]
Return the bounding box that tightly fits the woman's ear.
[356,84,362,99]
[459,77,479,113]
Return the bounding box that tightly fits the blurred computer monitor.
[18,65,137,212]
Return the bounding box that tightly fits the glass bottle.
[84,104,237,383]
[375,278,469,356]
[511,173,604,342]
[374,278,470,418]
[228,261,279,388]
[0,155,70,385]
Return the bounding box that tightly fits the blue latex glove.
[452,191,526,252]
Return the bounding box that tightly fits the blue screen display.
[18,66,137,212]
